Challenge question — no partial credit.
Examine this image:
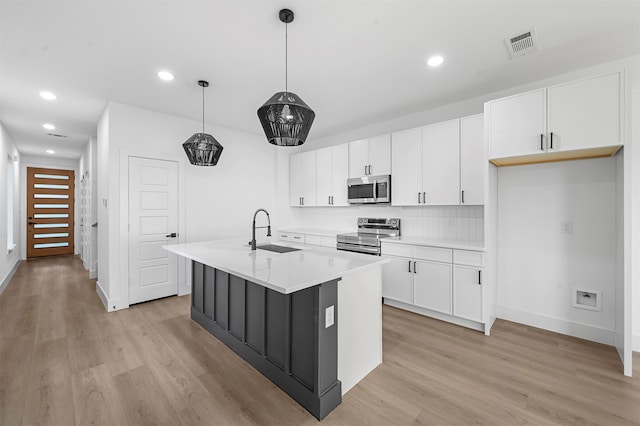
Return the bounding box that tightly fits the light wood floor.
[1,255,639,425]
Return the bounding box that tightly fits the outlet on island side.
[325,305,335,328]
[560,221,573,234]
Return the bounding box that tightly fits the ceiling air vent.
[505,28,538,59]
[47,133,68,138]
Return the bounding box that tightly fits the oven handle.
[336,242,380,255]
[373,180,377,200]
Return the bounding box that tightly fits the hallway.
[1,256,639,425]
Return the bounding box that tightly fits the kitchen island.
[163,239,388,420]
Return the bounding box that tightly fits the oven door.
[347,175,390,204]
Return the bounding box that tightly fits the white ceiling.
[1,0,639,159]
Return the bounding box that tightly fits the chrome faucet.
[249,208,271,250]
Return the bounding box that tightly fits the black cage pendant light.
[183,80,223,166]
[257,8,315,147]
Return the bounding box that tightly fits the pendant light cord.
[202,84,205,134]
[285,21,288,94]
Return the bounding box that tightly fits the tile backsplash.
[291,205,484,242]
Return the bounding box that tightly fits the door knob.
[165,233,177,238]
[28,222,36,225]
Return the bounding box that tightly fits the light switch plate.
[325,305,335,328]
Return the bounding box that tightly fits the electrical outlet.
[325,305,335,328]
[560,221,573,234]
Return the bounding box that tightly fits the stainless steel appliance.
[337,217,400,255]
[347,174,391,204]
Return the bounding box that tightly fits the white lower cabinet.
[304,234,336,248]
[453,265,483,322]
[279,232,305,243]
[382,242,485,332]
[413,260,452,315]
[381,257,414,304]
[279,231,337,248]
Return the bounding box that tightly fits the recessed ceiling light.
[40,91,57,100]
[46,149,55,154]
[43,123,55,130]
[427,55,444,67]
[158,71,174,81]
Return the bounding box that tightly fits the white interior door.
[129,156,179,305]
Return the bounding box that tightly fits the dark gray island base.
[190,261,342,420]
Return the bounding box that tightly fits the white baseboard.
[0,259,22,296]
[89,268,97,279]
[384,298,484,332]
[96,280,109,311]
[497,305,615,346]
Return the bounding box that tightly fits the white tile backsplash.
[294,205,484,242]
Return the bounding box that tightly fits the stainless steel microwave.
[347,175,391,204]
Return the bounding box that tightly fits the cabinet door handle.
[413,261,417,274]
[540,134,544,151]
[550,132,554,150]
[423,192,426,204]
[364,165,368,175]
[369,165,372,175]
[478,270,482,285]
[408,260,412,273]
[418,192,421,204]
[331,196,334,205]
[461,190,465,204]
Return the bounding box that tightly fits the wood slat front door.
[27,167,75,258]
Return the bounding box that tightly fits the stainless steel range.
[336,217,400,255]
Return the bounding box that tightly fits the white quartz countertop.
[382,236,485,251]
[163,239,388,294]
[278,228,348,237]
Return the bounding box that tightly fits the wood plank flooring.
[1,255,639,425]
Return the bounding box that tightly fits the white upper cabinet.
[368,134,392,176]
[422,119,460,206]
[488,71,623,166]
[316,144,349,207]
[348,134,391,177]
[391,127,422,206]
[488,89,546,159]
[547,72,622,152]
[392,118,471,206]
[289,150,317,207]
[460,114,485,205]
[315,147,333,207]
[348,139,369,178]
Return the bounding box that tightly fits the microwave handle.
[373,180,377,200]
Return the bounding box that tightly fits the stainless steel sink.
[256,244,301,253]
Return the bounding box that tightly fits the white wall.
[97,107,110,305]
[496,158,617,344]
[0,122,21,293]
[630,57,640,353]
[19,155,79,260]
[97,102,277,311]
[90,137,98,279]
